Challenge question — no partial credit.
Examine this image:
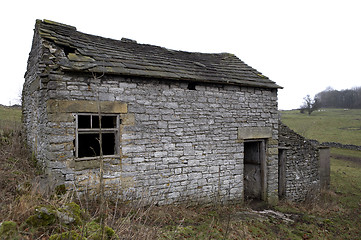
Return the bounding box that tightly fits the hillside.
[0,105,21,132]
[0,106,361,239]
[280,108,361,146]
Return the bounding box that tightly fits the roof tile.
[36,19,281,89]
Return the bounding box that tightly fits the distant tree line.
[315,87,361,109]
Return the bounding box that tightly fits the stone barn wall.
[23,20,283,205]
[23,39,280,204]
[278,122,320,201]
[23,33,324,204]
[23,31,49,169]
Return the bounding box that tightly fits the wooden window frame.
[75,113,120,158]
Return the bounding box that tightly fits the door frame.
[243,139,267,201]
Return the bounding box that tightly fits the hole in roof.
[187,82,196,90]
[62,45,77,55]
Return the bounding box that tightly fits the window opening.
[76,114,119,158]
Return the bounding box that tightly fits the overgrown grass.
[1,106,361,239]
[0,105,21,122]
[280,108,361,145]
[280,108,361,239]
[0,124,40,223]
[331,149,361,209]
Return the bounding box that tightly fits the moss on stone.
[12,203,118,239]
[65,202,82,216]
[0,221,19,239]
[25,202,86,228]
[84,221,118,240]
[49,220,118,240]
[49,230,86,240]
[57,202,85,226]
[25,205,57,227]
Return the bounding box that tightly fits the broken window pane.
[101,116,117,128]
[78,133,100,157]
[78,133,116,158]
[76,114,119,158]
[102,133,116,155]
[78,115,91,129]
[92,115,99,128]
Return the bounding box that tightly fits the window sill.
[74,155,120,161]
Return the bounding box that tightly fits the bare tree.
[300,95,320,115]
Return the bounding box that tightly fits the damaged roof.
[35,19,281,89]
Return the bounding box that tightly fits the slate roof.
[35,19,281,89]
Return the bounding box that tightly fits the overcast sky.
[1,0,360,109]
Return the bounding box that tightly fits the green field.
[331,148,361,208]
[0,105,22,131]
[280,108,361,145]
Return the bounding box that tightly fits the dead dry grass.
[1,108,361,239]
[0,124,42,222]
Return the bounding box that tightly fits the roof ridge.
[41,19,77,30]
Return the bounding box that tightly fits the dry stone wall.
[321,142,361,151]
[279,123,320,201]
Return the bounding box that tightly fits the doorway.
[244,140,266,200]
[278,148,286,199]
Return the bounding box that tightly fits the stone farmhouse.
[23,20,328,205]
